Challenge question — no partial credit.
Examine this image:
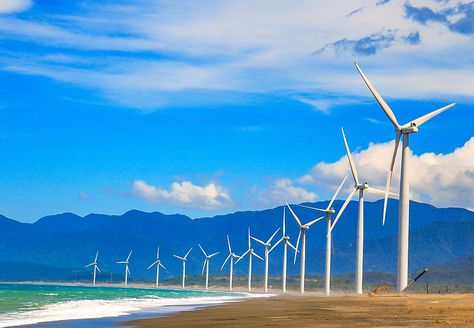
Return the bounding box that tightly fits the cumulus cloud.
[0,0,32,13]
[257,178,318,207]
[300,137,474,210]
[132,180,233,210]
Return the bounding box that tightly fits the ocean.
[0,283,251,327]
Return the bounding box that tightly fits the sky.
[0,0,473,222]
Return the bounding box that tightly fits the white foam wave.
[0,293,267,327]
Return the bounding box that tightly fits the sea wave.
[0,292,271,327]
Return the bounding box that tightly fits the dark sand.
[125,293,474,327]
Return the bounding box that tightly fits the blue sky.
[0,0,473,222]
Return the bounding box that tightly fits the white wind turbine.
[198,244,219,290]
[330,127,396,294]
[85,251,100,286]
[269,208,299,293]
[116,250,132,287]
[286,203,325,294]
[235,227,264,291]
[147,246,166,288]
[355,63,456,292]
[173,248,193,289]
[250,226,280,292]
[294,177,347,296]
[220,235,241,291]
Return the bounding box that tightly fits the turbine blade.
[127,266,130,276]
[282,207,286,236]
[209,252,219,258]
[157,246,160,259]
[96,265,101,273]
[286,202,302,227]
[235,250,249,264]
[410,103,456,128]
[294,231,301,265]
[250,236,266,246]
[306,215,325,228]
[248,227,251,248]
[295,204,326,213]
[341,127,359,185]
[267,227,281,244]
[198,244,207,257]
[173,255,184,260]
[116,261,126,264]
[354,62,400,129]
[221,254,231,270]
[327,176,348,211]
[147,261,157,270]
[126,251,132,262]
[159,263,166,269]
[269,237,284,253]
[366,186,388,196]
[252,251,264,261]
[227,234,232,253]
[184,247,193,259]
[383,132,401,225]
[94,251,99,262]
[329,187,357,235]
[287,240,299,253]
[202,259,207,276]
[85,263,94,268]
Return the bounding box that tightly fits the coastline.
[124,293,474,328]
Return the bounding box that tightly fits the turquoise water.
[0,283,248,327]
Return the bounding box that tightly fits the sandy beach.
[125,293,474,327]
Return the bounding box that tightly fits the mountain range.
[0,199,472,285]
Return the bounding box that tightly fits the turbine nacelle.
[400,122,419,133]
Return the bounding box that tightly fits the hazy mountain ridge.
[0,200,472,283]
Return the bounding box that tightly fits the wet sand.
[125,293,474,327]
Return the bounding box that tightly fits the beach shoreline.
[124,293,474,328]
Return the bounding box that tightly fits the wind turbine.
[85,251,100,286]
[286,203,325,294]
[330,128,396,294]
[173,248,192,289]
[116,250,132,287]
[355,63,456,292]
[221,235,240,291]
[269,208,299,293]
[198,244,219,290]
[250,226,280,292]
[295,177,347,296]
[147,246,166,288]
[235,227,263,291]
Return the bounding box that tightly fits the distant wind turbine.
[198,244,219,290]
[116,250,132,287]
[295,176,347,296]
[85,251,100,286]
[286,203,325,294]
[235,227,263,291]
[329,128,396,294]
[251,227,280,292]
[221,235,240,291]
[174,248,193,289]
[355,62,456,292]
[147,246,166,288]
[269,208,299,293]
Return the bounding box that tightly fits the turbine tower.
[221,235,240,291]
[85,251,100,286]
[235,227,263,291]
[147,246,166,288]
[286,203,325,294]
[198,244,219,290]
[355,63,456,292]
[250,227,280,292]
[173,248,192,289]
[295,177,347,296]
[269,208,299,293]
[116,250,132,287]
[330,128,396,294]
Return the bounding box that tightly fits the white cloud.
[0,0,32,13]
[0,0,473,108]
[257,178,318,207]
[300,137,474,209]
[132,180,233,210]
